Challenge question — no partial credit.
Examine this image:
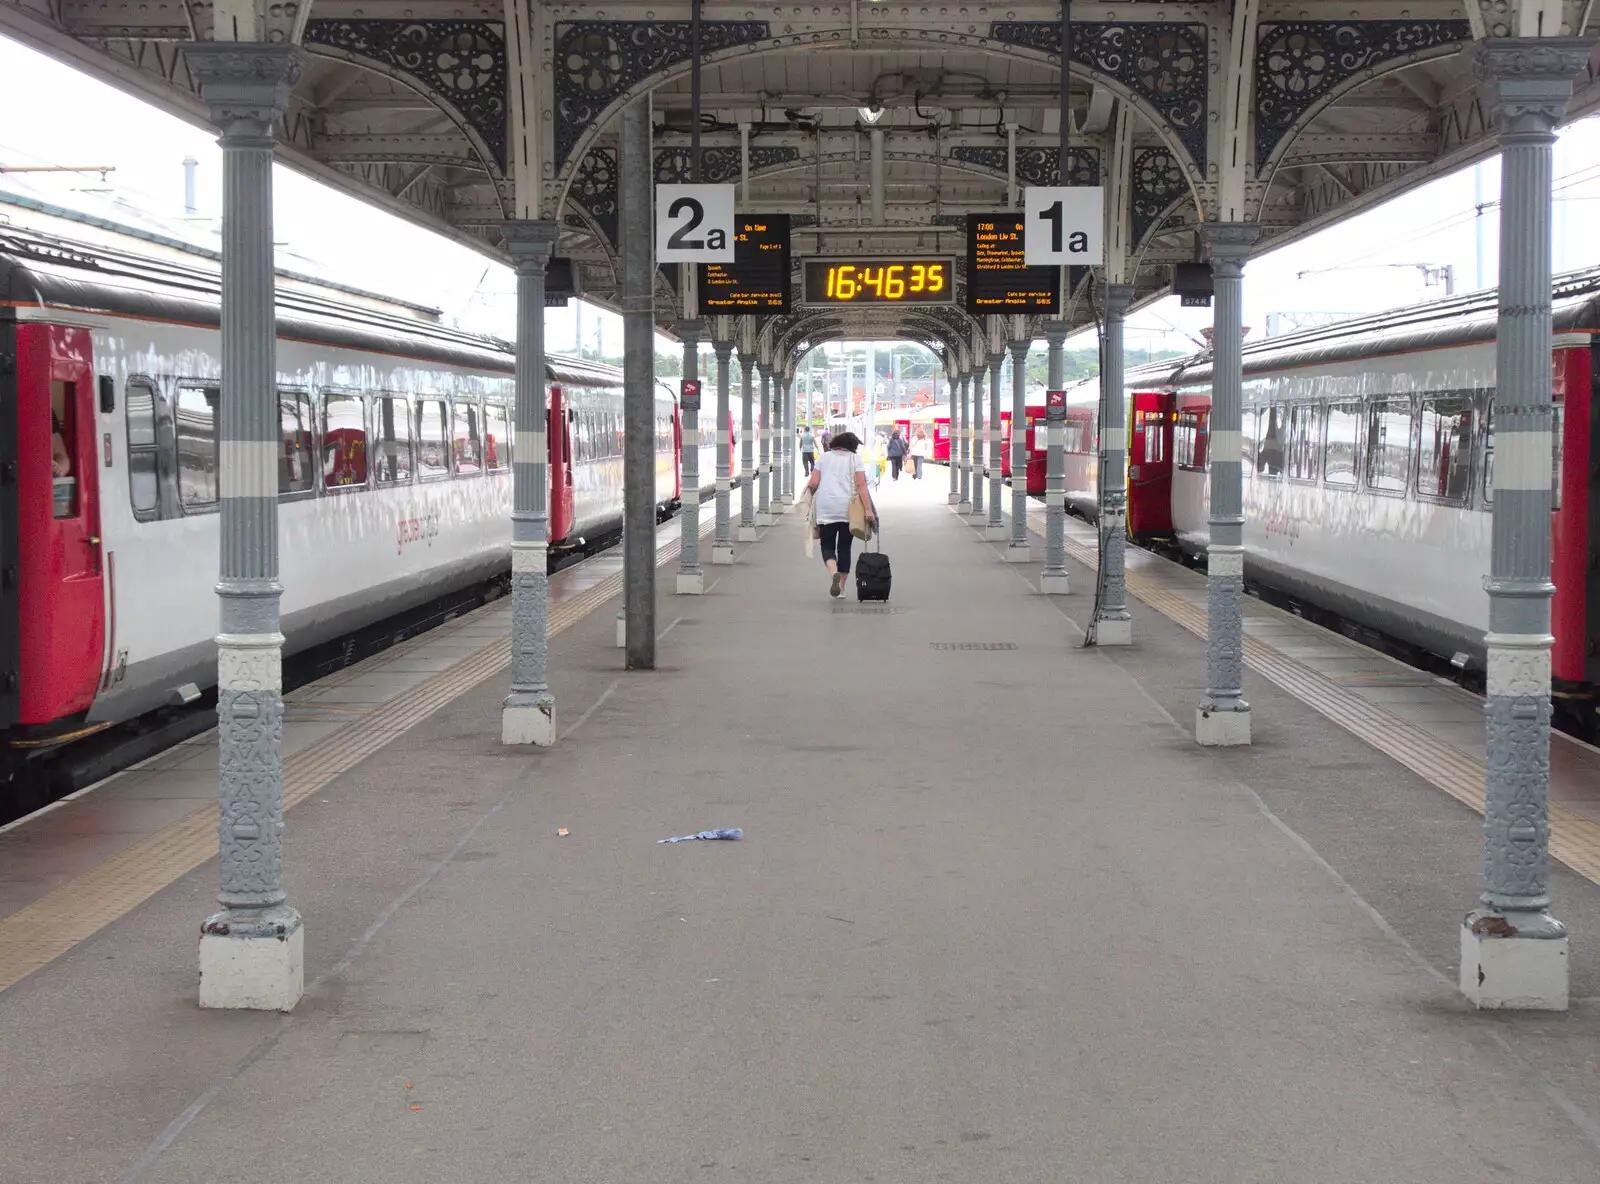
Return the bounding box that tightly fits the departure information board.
[697,214,790,314]
[801,258,955,305]
[965,213,1061,314]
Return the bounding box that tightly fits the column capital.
[1472,38,1594,131]
[1007,339,1031,362]
[676,318,703,344]
[989,352,1006,369]
[713,338,734,360]
[501,219,560,271]
[181,42,303,140]
[1100,282,1136,316]
[1199,222,1260,260]
[1043,320,1071,346]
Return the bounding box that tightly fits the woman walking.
[805,431,875,598]
[910,428,931,479]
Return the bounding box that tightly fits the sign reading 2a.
[1023,187,1105,266]
[656,184,736,262]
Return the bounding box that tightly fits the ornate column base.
[947,490,960,506]
[984,521,1008,541]
[956,494,972,514]
[1195,705,1250,746]
[502,691,556,746]
[712,544,736,565]
[737,524,760,542]
[676,571,706,594]
[199,904,304,1011]
[1460,913,1568,1010]
[1040,571,1071,595]
[756,510,774,527]
[1004,541,1032,564]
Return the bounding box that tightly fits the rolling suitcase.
[855,522,891,602]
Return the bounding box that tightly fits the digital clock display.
[802,258,955,305]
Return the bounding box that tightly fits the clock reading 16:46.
[801,258,955,305]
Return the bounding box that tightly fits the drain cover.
[930,642,1017,651]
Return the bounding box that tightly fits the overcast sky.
[0,34,1594,365]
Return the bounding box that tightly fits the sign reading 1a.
[1023,187,1105,266]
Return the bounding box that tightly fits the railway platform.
[5,475,1600,1182]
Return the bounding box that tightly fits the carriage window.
[1365,400,1413,494]
[1483,400,1563,508]
[1175,411,1209,471]
[49,379,80,518]
[417,399,451,478]
[126,379,159,516]
[374,395,413,485]
[1286,403,1322,482]
[176,386,219,510]
[1417,397,1474,504]
[280,390,313,494]
[454,400,483,475]
[1255,406,1285,477]
[1062,421,1086,453]
[483,401,509,471]
[321,393,368,489]
[1323,403,1362,488]
[1140,410,1166,465]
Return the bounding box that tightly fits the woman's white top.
[814,449,866,524]
[911,436,931,457]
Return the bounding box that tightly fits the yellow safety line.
[1020,511,1600,886]
[0,525,709,993]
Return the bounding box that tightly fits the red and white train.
[1019,268,1600,718]
[1,202,754,766]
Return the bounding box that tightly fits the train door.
[547,383,575,544]
[15,324,105,727]
[1128,391,1175,537]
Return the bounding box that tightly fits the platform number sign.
[1046,390,1067,423]
[1023,187,1105,267]
[656,184,736,262]
[680,378,701,412]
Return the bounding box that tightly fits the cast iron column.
[1460,36,1592,1011]
[947,368,960,504]
[1041,321,1070,593]
[1006,339,1032,561]
[1093,284,1135,645]
[986,352,1005,539]
[1194,231,1256,735]
[184,42,305,1010]
[620,96,655,669]
[737,348,757,540]
[712,337,734,563]
[676,319,704,593]
[756,363,773,524]
[956,372,972,513]
[969,362,985,520]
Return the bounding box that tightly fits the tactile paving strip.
[1030,517,1600,886]
[0,524,712,993]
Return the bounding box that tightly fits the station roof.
[2,2,1595,368]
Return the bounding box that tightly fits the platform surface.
[4,472,1600,1183]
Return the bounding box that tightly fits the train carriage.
[0,206,681,766]
[1119,267,1600,717]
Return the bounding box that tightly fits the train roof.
[1125,264,1600,388]
[0,212,622,386]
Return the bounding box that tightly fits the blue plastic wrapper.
[656,828,743,844]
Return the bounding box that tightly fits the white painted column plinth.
[1460,925,1569,1010]
[1195,705,1250,746]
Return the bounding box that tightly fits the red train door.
[16,323,104,727]
[547,384,576,545]
[1128,391,1175,537]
